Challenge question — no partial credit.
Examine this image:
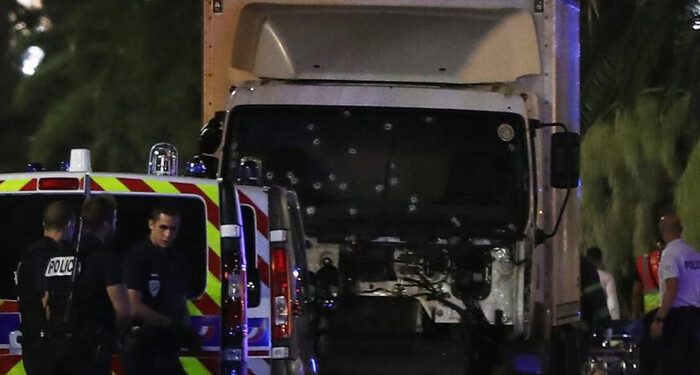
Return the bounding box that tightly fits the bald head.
[659,213,682,243]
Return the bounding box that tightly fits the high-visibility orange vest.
[635,249,661,313]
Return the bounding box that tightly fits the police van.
[0,146,317,375]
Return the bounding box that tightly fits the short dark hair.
[660,212,683,234]
[81,195,117,231]
[586,247,603,266]
[149,204,181,222]
[43,201,75,231]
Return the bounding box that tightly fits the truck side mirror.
[550,132,580,189]
[199,111,225,154]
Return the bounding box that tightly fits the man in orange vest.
[632,243,664,375]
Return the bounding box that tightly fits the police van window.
[111,195,207,299]
[0,194,84,300]
[241,205,261,308]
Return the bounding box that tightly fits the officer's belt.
[672,305,700,312]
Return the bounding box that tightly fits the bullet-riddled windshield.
[227,105,529,243]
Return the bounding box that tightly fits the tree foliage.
[581,0,700,130]
[676,142,700,249]
[0,1,44,172]
[581,0,700,294]
[582,92,699,277]
[11,0,201,172]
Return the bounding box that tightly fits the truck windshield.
[227,105,529,243]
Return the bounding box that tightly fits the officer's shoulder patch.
[45,256,76,277]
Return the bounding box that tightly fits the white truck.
[201,0,582,373]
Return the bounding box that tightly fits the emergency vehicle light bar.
[26,162,45,172]
[38,177,81,190]
[185,157,208,177]
[68,149,91,172]
[148,143,179,176]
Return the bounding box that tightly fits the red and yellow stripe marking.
[0,356,22,375]
[238,192,269,240]
[90,176,222,317]
[0,301,18,313]
[0,356,219,375]
[239,191,271,289]
[180,357,218,375]
[0,179,37,192]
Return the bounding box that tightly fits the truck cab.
[203,0,581,373]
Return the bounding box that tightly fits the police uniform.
[70,233,123,372]
[657,238,700,374]
[42,232,121,374]
[574,255,612,374]
[122,238,188,375]
[580,255,611,329]
[16,236,62,375]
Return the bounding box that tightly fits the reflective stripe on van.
[237,188,272,360]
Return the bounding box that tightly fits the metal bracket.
[221,224,241,238]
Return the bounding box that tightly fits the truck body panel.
[203,0,543,121]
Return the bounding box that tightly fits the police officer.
[16,201,75,375]
[576,254,611,373]
[122,204,194,375]
[580,254,611,330]
[586,247,620,320]
[650,213,700,375]
[44,194,130,374]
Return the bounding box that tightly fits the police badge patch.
[149,279,160,297]
[45,256,76,277]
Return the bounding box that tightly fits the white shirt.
[597,269,620,320]
[659,238,700,308]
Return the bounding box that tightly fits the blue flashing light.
[27,162,45,172]
[185,158,208,178]
[58,161,69,171]
[512,354,544,374]
[310,358,318,373]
